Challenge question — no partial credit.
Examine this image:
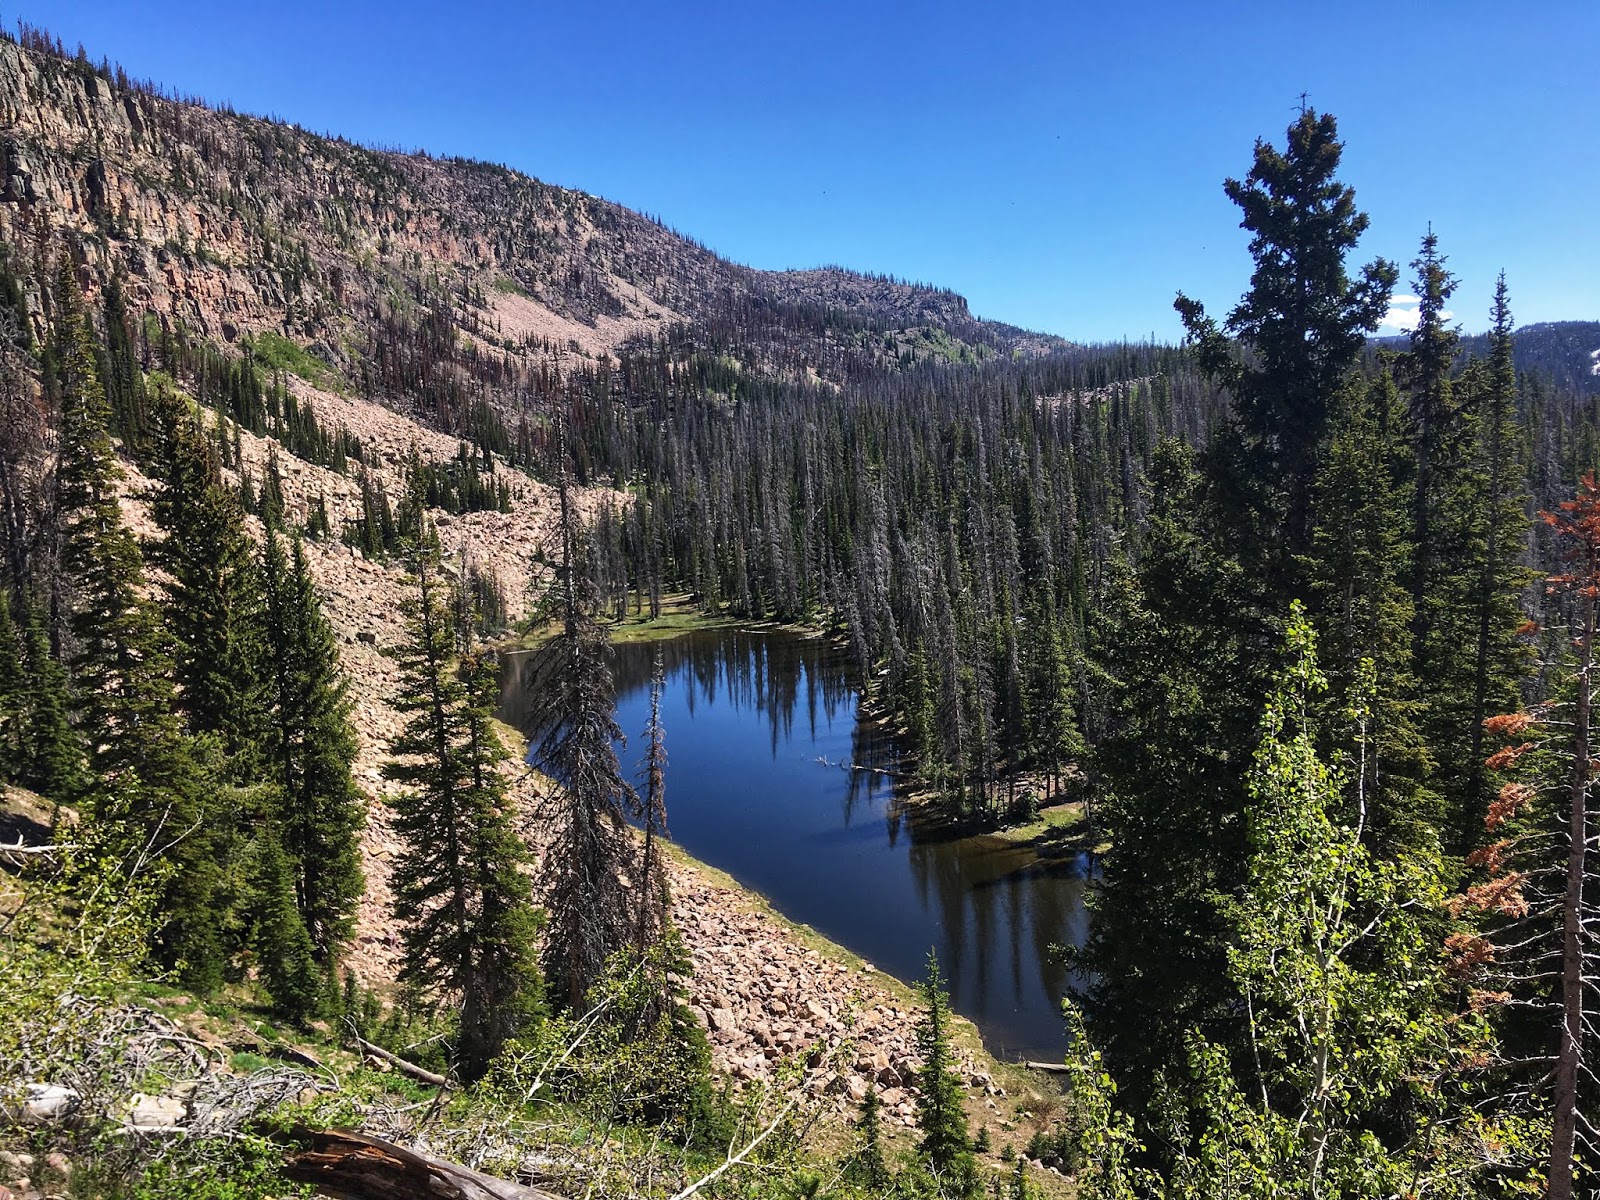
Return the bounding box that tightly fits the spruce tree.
[1467,477,1600,1200]
[1175,107,1396,581]
[525,421,640,1009]
[0,597,24,781]
[385,549,542,1081]
[634,649,669,954]
[1306,367,1436,853]
[260,527,365,960]
[100,272,148,456]
[1464,276,1533,835]
[1401,231,1485,843]
[1079,446,1255,1108]
[850,1085,890,1192]
[148,382,269,768]
[51,257,230,986]
[18,597,83,801]
[915,949,979,1199]
[251,825,323,1022]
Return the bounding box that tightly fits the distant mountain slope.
[0,35,1064,421]
[1374,320,1600,395]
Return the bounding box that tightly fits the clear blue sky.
[15,0,1598,342]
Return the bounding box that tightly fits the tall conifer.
[525,417,639,1009]
[51,257,228,986]
[385,550,542,1080]
[260,527,365,960]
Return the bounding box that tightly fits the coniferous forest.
[0,21,1595,1200]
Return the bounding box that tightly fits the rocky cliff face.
[0,37,1063,395]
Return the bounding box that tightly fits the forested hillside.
[0,20,1595,1200]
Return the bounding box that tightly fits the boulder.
[3,1084,82,1128]
[127,1093,187,1129]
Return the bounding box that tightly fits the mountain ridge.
[0,31,1066,415]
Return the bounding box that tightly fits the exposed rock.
[3,1084,81,1128]
[126,1093,187,1129]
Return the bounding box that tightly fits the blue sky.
[17,0,1598,341]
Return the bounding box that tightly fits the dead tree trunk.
[1549,587,1591,1200]
[282,1127,565,1200]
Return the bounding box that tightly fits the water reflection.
[499,628,1089,1060]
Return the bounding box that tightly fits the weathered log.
[353,1035,449,1088]
[1022,1061,1070,1074]
[282,1127,565,1200]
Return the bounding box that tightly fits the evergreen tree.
[99,272,148,456]
[525,420,640,1009]
[1153,607,1512,1197]
[0,597,22,780]
[1306,367,1436,853]
[148,381,269,768]
[849,1085,890,1193]
[634,649,669,954]
[1175,107,1396,583]
[51,257,229,986]
[915,949,979,1199]
[1466,476,1600,1200]
[1401,231,1487,845]
[384,550,542,1081]
[250,826,323,1022]
[1079,448,1256,1108]
[17,598,83,801]
[260,527,365,960]
[1464,277,1533,835]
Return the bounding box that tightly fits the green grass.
[499,594,809,654]
[492,275,531,298]
[246,331,339,389]
[990,801,1084,846]
[229,1051,271,1073]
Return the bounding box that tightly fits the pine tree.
[0,597,23,780]
[1306,367,1436,853]
[1464,277,1533,835]
[525,418,640,1009]
[17,597,83,801]
[251,826,323,1022]
[1157,606,1509,1196]
[850,1085,890,1192]
[260,527,365,960]
[1008,1156,1030,1200]
[1175,107,1396,582]
[635,650,669,954]
[100,272,148,456]
[385,550,542,1081]
[51,257,229,986]
[1079,446,1256,1108]
[1466,477,1600,1200]
[148,381,269,768]
[1402,231,1487,844]
[915,949,979,1199]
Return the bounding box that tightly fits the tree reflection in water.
[499,628,1091,1061]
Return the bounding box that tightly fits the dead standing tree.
[1462,471,1600,1199]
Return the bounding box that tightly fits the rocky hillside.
[0,32,1064,416]
[0,29,1042,1135]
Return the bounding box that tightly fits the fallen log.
[1023,1061,1070,1074]
[282,1127,565,1200]
[353,1036,449,1088]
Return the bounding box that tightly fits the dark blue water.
[499,627,1090,1061]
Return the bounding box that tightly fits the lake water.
[498,627,1091,1061]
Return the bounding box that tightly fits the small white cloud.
[1379,296,1452,333]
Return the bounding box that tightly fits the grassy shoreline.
[495,592,827,654]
